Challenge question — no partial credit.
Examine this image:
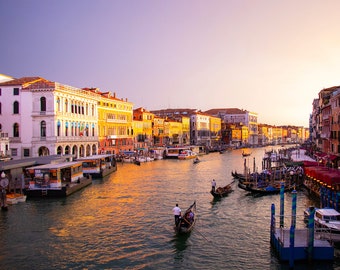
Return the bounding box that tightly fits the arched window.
[40,97,46,112]
[13,101,19,114]
[0,102,1,114]
[13,123,19,137]
[57,121,61,136]
[65,99,68,112]
[56,97,61,112]
[41,121,46,137]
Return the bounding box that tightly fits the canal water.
[0,147,339,270]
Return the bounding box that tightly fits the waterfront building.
[133,107,154,150]
[0,77,99,159]
[86,88,134,154]
[271,126,283,145]
[205,108,258,146]
[311,98,320,150]
[179,115,190,145]
[0,132,10,159]
[164,118,183,145]
[153,116,165,146]
[151,108,198,146]
[258,124,270,146]
[190,112,210,146]
[222,123,244,147]
[310,86,340,167]
[330,89,340,158]
[208,115,222,148]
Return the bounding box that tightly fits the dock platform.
[271,228,334,261]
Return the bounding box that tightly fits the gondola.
[231,171,246,180]
[211,185,233,198]
[193,157,200,164]
[247,184,298,197]
[174,201,196,234]
[242,151,251,157]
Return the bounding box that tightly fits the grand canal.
[1,147,339,269]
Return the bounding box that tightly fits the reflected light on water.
[0,146,339,269]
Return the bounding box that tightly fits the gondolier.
[211,179,216,192]
[172,203,181,226]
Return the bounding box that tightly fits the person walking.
[172,203,181,226]
[211,179,216,192]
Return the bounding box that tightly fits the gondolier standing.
[0,172,9,210]
[172,203,181,226]
[211,179,216,192]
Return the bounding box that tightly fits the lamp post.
[0,171,9,210]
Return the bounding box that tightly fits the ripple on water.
[0,147,338,269]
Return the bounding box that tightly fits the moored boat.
[174,201,196,234]
[6,193,27,204]
[178,150,197,160]
[315,208,340,231]
[77,154,117,178]
[25,161,92,198]
[242,151,251,157]
[246,183,297,196]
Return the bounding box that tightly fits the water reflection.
[1,146,339,269]
[172,233,191,253]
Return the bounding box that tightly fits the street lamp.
[0,172,9,210]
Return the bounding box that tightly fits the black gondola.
[247,184,298,197]
[174,201,196,234]
[211,185,233,198]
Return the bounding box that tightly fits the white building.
[190,112,210,146]
[0,77,99,159]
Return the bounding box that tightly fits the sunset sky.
[2,0,340,127]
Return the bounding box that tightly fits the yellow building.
[89,89,134,154]
[153,116,165,146]
[209,115,221,147]
[165,119,183,145]
[133,107,154,149]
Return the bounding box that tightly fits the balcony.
[9,137,21,143]
[107,135,132,139]
[31,136,99,143]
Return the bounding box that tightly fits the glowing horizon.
[1,0,340,128]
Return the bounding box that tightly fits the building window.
[0,88,1,95]
[23,148,30,157]
[41,121,46,137]
[13,101,19,114]
[65,122,68,136]
[11,148,18,156]
[0,102,1,114]
[57,121,61,136]
[13,123,19,137]
[40,97,46,112]
[13,88,19,95]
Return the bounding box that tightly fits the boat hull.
[25,177,92,198]
[211,185,233,198]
